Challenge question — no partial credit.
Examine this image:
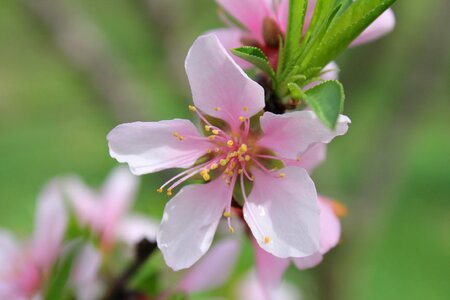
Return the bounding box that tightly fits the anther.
[239,116,246,122]
[278,173,286,178]
[238,144,247,153]
[156,188,163,193]
[167,189,173,196]
[204,125,211,132]
[229,226,235,233]
[210,163,218,170]
[207,148,212,154]
[214,107,221,111]
[220,159,229,166]
[238,168,243,174]
[263,236,270,244]
[173,132,184,141]
[243,106,249,112]
[223,211,231,218]
[212,129,219,135]
[245,155,251,161]
[208,135,216,140]
[188,105,197,112]
[227,140,234,147]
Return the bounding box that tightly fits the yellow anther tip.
[208,135,216,140]
[239,144,248,153]
[166,189,173,196]
[202,174,211,181]
[212,129,219,135]
[245,155,251,161]
[263,236,270,244]
[239,116,246,122]
[278,173,286,178]
[243,106,249,112]
[223,211,231,218]
[210,163,218,170]
[227,140,234,147]
[214,107,221,111]
[229,227,235,233]
[188,105,196,112]
[156,188,163,193]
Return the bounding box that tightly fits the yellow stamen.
[207,148,212,154]
[156,188,163,193]
[204,125,211,132]
[167,189,173,196]
[208,135,216,140]
[188,105,196,112]
[245,155,251,161]
[210,163,218,170]
[243,106,249,112]
[229,226,235,233]
[278,172,286,178]
[227,140,234,147]
[214,107,221,111]
[202,173,211,181]
[223,211,231,218]
[220,159,229,166]
[173,132,184,141]
[238,144,248,153]
[238,168,243,174]
[239,116,246,122]
[263,236,270,244]
[212,129,219,135]
[330,200,348,218]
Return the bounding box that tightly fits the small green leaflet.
[232,46,276,81]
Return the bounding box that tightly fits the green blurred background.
[0,0,449,299]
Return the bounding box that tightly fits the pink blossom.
[212,0,395,70]
[253,195,346,291]
[237,271,301,300]
[108,34,350,270]
[0,181,67,299]
[64,167,158,251]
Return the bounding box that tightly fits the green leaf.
[287,82,306,100]
[304,80,345,129]
[281,0,307,71]
[232,46,276,80]
[301,0,397,73]
[44,241,83,300]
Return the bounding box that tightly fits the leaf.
[304,80,345,129]
[287,82,306,100]
[301,0,397,73]
[232,46,276,80]
[281,0,307,71]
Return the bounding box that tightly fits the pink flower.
[64,167,158,251]
[0,181,67,299]
[252,195,346,291]
[212,0,395,69]
[107,34,350,270]
[237,271,300,300]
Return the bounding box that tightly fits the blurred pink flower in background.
[237,271,301,300]
[0,181,67,300]
[108,34,350,271]
[64,167,159,251]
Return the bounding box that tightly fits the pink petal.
[0,230,18,272]
[116,214,159,246]
[108,120,212,175]
[157,177,232,271]
[292,252,323,270]
[237,271,301,300]
[258,111,350,161]
[71,244,102,300]
[276,0,289,32]
[216,0,273,40]
[185,34,265,131]
[99,167,138,247]
[32,180,67,271]
[64,176,100,229]
[178,238,240,293]
[244,167,320,258]
[252,240,289,288]
[206,28,251,69]
[351,8,395,47]
[286,143,327,174]
[317,196,341,253]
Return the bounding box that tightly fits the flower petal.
[292,252,323,270]
[286,143,327,174]
[32,180,67,271]
[178,238,240,293]
[206,28,251,69]
[116,214,159,246]
[157,177,232,270]
[100,167,139,247]
[258,111,350,161]
[244,167,320,258]
[252,240,289,288]
[317,196,341,253]
[351,8,395,47]
[185,34,265,130]
[71,244,102,300]
[216,0,273,40]
[108,120,212,175]
[0,230,17,277]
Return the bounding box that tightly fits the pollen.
[173,132,184,141]
[207,148,212,154]
[223,211,231,218]
[212,129,219,135]
[214,107,221,111]
[208,135,216,140]
[220,158,229,166]
[243,106,249,112]
[166,189,173,196]
[238,168,243,174]
[204,125,211,131]
[239,116,246,122]
[188,105,197,112]
[156,188,163,193]
[238,144,248,153]
[227,140,234,147]
[210,163,218,170]
[278,172,286,178]
[202,173,210,181]
[263,236,270,244]
[245,155,251,161]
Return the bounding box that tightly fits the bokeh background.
[1,0,449,299]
